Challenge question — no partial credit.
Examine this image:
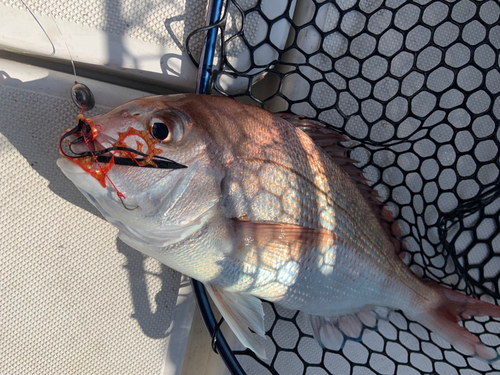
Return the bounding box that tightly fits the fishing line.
[19,0,55,56]
[52,17,77,79]
[79,124,138,211]
[19,0,79,80]
[79,119,126,198]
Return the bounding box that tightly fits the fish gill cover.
[188,0,500,374]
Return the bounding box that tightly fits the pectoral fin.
[232,219,336,265]
[206,285,267,358]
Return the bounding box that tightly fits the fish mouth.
[59,119,187,170]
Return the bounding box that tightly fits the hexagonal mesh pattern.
[190,0,500,373]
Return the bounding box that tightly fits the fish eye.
[150,122,170,141]
[148,112,184,143]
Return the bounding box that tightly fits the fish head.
[57,94,228,250]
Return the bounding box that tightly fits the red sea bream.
[58,94,500,361]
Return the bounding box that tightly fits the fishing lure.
[59,87,187,202]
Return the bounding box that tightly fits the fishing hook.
[118,194,139,211]
[60,119,188,170]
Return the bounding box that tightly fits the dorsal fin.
[278,113,403,256]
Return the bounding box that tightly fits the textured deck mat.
[2,0,207,49]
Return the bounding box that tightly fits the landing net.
[191,0,500,374]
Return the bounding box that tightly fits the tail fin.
[417,282,500,361]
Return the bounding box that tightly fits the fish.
[58,93,500,361]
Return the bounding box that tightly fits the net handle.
[192,0,246,374]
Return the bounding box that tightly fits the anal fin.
[206,285,267,358]
[308,309,386,351]
[308,314,363,351]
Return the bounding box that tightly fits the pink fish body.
[58,94,500,361]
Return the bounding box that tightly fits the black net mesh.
[188,0,500,373]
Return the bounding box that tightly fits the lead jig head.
[71,83,95,111]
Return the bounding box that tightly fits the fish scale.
[58,94,500,361]
[220,124,422,312]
